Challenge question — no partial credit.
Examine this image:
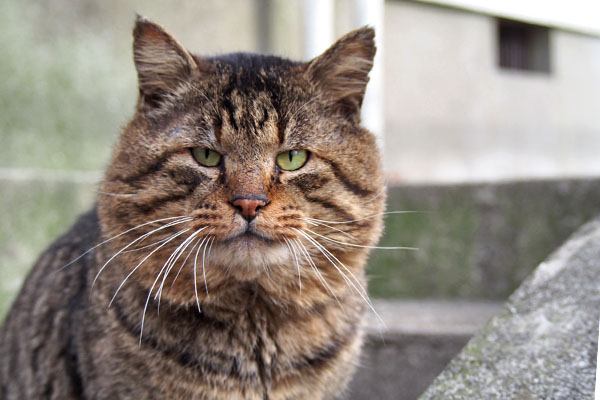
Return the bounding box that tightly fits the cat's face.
[98,17,384,308]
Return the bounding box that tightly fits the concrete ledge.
[419,217,600,399]
[348,300,502,400]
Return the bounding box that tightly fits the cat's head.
[98,16,385,308]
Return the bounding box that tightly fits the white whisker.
[193,235,211,313]
[302,211,426,226]
[93,217,193,289]
[292,238,340,307]
[205,236,216,264]
[123,235,173,253]
[201,233,213,297]
[283,238,302,294]
[170,237,202,288]
[138,228,191,344]
[359,187,386,205]
[155,227,208,307]
[301,219,356,240]
[261,257,271,282]
[294,228,384,326]
[109,228,190,307]
[58,215,191,271]
[294,228,368,299]
[97,191,137,197]
[304,228,418,251]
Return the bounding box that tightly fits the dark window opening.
[497,18,551,73]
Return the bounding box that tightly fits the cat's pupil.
[289,151,295,162]
[205,149,210,159]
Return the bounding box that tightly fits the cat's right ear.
[133,16,199,110]
[304,27,376,122]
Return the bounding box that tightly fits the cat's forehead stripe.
[214,86,282,147]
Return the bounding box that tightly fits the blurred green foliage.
[0,0,135,171]
[0,179,97,319]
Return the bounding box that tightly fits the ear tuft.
[133,16,198,109]
[305,27,376,121]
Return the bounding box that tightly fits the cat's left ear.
[304,27,376,121]
[133,16,201,109]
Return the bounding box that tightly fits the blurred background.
[1,0,599,397]
[2,0,600,311]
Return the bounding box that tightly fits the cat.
[0,16,384,400]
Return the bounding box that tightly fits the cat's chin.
[209,234,290,274]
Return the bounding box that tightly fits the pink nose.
[232,198,266,219]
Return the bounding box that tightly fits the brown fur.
[0,16,384,399]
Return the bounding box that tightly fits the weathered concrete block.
[419,217,600,399]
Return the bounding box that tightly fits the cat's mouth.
[226,228,275,245]
[208,226,287,272]
[224,224,274,245]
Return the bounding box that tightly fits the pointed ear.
[305,27,376,121]
[133,16,198,109]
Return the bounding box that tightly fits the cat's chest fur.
[88,215,364,400]
[0,16,384,400]
[91,248,363,400]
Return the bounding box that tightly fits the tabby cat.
[0,16,384,400]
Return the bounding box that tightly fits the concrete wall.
[383,1,600,182]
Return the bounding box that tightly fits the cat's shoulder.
[55,207,100,246]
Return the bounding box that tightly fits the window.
[497,18,551,73]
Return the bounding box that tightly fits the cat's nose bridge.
[226,167,270,220]
[228,169,267,195]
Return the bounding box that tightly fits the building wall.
[383,1,600,182]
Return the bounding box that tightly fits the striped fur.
[0,16,384,399]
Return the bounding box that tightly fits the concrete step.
[348,300,502,400]
[419,218,600,399]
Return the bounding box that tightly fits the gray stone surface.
[364,300,502,337]
[419,217,600,400]
[348,300,501,400]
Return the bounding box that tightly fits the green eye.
[276,150,308,171]
[192,148,222,167]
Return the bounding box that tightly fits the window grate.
[497,18,551,73]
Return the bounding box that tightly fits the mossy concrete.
[369,178,600,299]
[419,217,600,399]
